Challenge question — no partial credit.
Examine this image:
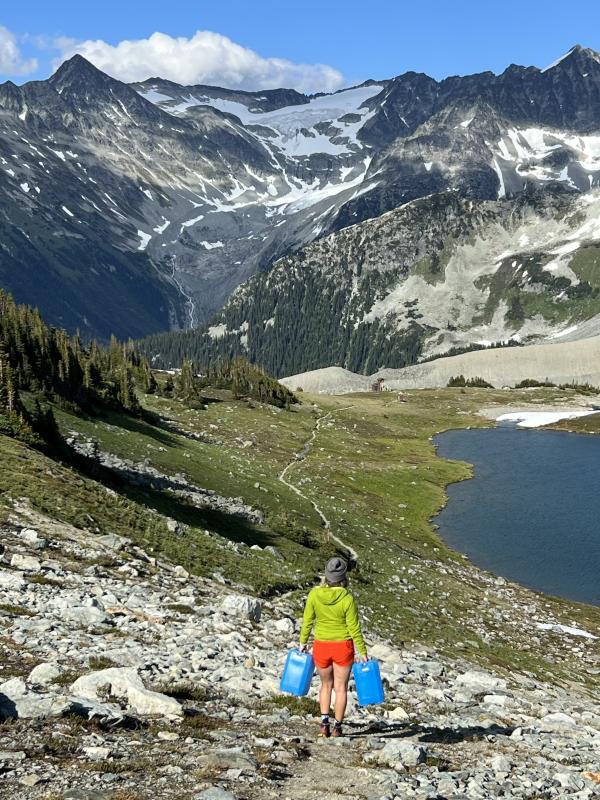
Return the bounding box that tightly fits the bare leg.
[332,662,352,723]
[317,665,334,715]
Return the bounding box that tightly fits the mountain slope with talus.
[141,187,600,376]
[5,46,600,339]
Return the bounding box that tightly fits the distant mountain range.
[3,45,600,367]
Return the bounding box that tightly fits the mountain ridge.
[4,46,600,344]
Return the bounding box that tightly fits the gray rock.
[198,748,258,771]
[0,570,25,589]
[0,677,71,720]
[0,750,26,761]
[220,594,262,623]
[264,545,284,561]
[62,606,108,626]
[455,670,506,692]
[194,789,238,800]
[83,746,112,760]
[541,711,578,729]
[28,662,62,686]
[71,667,183,717]
[96,533,131,550]
[10,553,41,571]
[366,740,428,768]
[490,754,512,772]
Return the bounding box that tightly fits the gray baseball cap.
[325,556,348,584]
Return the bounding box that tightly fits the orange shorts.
[313,639,354,669]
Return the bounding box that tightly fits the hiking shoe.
[332,724,343,738]
[318,722,331,738]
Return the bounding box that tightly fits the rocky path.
[278,407,359,564]
[1,501,600,798]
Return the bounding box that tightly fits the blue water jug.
[280,649,315,696]
[352,659,385,705]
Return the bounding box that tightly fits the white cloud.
[0,25,38,76]
[54,30,344,93]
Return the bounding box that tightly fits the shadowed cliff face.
[3,47,600,339]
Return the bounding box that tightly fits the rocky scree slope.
[147,188,600,376]
[280,335,600,393]
[1,501,600,800]
[5,46,600,338]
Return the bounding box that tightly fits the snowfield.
[496,410,599,428]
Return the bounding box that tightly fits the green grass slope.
[1,385,599,691]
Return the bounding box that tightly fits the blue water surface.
[434,425,600,606]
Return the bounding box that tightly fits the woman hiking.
[299,556,368,738]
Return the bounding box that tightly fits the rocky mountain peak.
[541,43,600,74]
[49,54,112,91]
[48,54,158,119]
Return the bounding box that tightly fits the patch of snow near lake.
[61,205,74,217]
[536,622,597,639]
[200,240,224,249]
[137,230,152,251]
[496,411,598,428]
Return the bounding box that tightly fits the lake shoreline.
[433,422,600,607]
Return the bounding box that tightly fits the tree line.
[0,290,155,445]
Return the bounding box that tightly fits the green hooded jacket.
[299,586,367,655]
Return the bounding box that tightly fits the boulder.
[0,677,71,720]
[264,546,284,561]
[0,570,25,589]
[10,553,41,571]
[198,748,257,771]
[455,670,506,693]
[386,705,410,721]
[220,594,262,623]
[28,662,62,686]
[194,789,238,800]
[82,746,112,760]
[365,740,427,768]
[62,606,108,627]
[0,750,26,762]
[96,533,131,550]
[273,618,295,635]
[20,529,48,549]
[71,667,182,718]
[540,711,578,730]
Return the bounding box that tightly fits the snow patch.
[536,622,597,639]
[496,411,598,428]
[137,230,152,251]
[153,218,170,234]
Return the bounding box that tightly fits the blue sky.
[1,0,600,90]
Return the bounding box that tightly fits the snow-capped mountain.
[3,45,600,340]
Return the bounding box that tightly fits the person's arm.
[345,594,368,658]
[299,591,316,648]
